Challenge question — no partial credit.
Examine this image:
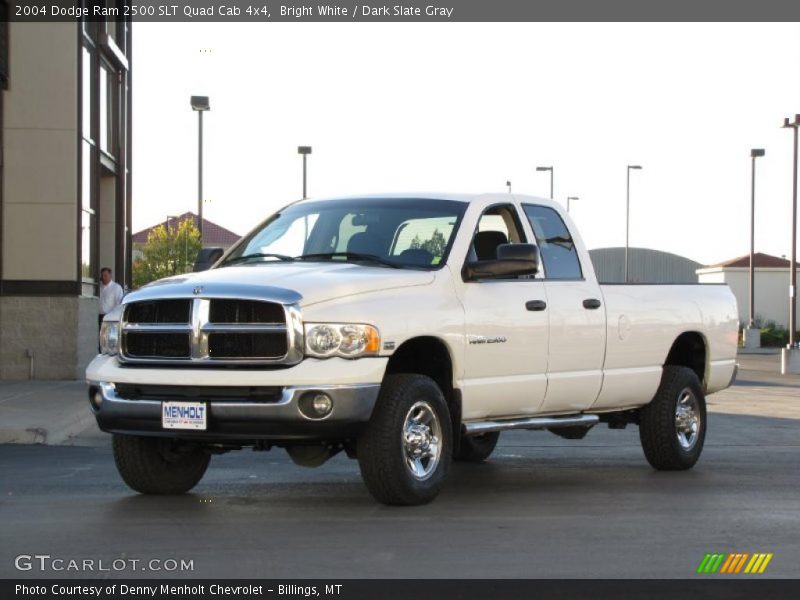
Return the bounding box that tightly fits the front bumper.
[85,355,387,442]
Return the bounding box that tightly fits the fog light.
[89,388,103,410]
[312,394,333,415]
[299,392,333,419]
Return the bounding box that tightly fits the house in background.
[131,212,241,260]
[697,253,799,328]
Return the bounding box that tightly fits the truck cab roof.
[294,192,561,210]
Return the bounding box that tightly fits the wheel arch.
[383,336,462,443]
[664,331,708,388]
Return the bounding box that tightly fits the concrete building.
[589,247,701,284]
[697,253,799,329]
[0,20,132,379]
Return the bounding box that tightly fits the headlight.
[304,323,380,358]
[99,320,120,356]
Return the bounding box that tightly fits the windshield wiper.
[296,252,401,269]
[223,252,295,265]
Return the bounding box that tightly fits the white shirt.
[99,281,124,315]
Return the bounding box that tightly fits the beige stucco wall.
[2,22,78,281]
[698,267,800,329]
[0,23,99,380]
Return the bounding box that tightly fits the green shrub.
[738,321,799,347]
[759,323,797,347]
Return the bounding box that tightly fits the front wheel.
[112,434,210,494]
[357,374,452,505]
[639,366,706,470]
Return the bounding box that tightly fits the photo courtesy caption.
[15,584,266,596]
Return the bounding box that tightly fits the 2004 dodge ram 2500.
[87,193,739,505]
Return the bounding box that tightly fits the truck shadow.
[101,411,799,517]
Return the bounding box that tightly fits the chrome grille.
[119,298,302,366]
[209,299,284,324]
[126,299,191,324]
[125,332,191,359]
[208,332,288,359]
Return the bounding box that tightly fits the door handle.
[583,298,602,310]
[526,300,547,311]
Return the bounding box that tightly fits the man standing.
[99,267,124,330]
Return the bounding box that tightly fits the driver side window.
[470,204,527,262]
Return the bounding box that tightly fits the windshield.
[220,198,467,269]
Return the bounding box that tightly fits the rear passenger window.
[522,205,583,280]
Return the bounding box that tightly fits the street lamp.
[781,114,800,373]
[744,149,765,349]
[567,196,579,212]
[625,165,643,283]
[536,166,554,199]
[190,96,210,245]
[298,146,312,199]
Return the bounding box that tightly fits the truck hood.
[126,263,436,307]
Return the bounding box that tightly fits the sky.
[132,23,800,266]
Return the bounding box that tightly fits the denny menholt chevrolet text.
[87,194,739,505]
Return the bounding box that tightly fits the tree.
[408,229,446,260]
[132,219,202,288]
[422,229,446,259]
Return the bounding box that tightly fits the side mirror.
[193,247,224,272]
[462,243,539,281]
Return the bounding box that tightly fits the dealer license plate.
[162,401,207,430]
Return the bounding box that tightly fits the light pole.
[298,146,312,199]
[567,196,579,212]
[744,149,765,349]
[190,96,210,245]
[625,165,643,283]
[536,166,554,199]
[782,114,800,374]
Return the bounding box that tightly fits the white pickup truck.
[87,193,739,505]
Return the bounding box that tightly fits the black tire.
[112,434,210,494]
[639,366,706,471]
[357,374,452,506]
[454,431,500,462]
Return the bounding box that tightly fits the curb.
[0,403,97,446]
[0,427,47,445]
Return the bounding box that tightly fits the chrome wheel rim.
[675,388,701,451]
[402,401,442,481]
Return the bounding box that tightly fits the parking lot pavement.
[0,352,797,579]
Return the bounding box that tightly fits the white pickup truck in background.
[87,193,739,505]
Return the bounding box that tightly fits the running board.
[463,414,600,436]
